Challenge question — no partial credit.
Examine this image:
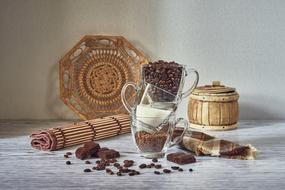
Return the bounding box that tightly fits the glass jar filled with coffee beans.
[142,60,199,103]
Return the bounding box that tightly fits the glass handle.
[170,118,188,147]
[121,81,140,113]
[181,69,199,99]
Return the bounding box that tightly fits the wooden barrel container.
[188,81,239,131]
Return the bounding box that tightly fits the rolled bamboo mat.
[30,114,130,151]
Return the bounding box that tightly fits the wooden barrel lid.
[192,81,236,95]
[190,81,239,101]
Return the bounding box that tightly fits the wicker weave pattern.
[59,35,148,119]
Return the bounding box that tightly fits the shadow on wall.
[45,62,78,120]
[239,99,285,120]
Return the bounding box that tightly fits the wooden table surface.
[0,120,285,190]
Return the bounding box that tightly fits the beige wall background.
[0,0,285,120]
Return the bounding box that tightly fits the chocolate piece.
[84,141,100,157]
[75,147,89,160]
[98,149,120,160]
[167,153,196,165]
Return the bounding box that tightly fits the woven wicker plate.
[59,35,148,119]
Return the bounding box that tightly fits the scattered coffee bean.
[129,172,135,176]
[150,163,155,167]
[105,168,112,173]
[139,164,147,169]
[122,168,130,173]
[84,168,91,173]
[95,160,100,164]
[135,171,140,175]
[85,160,91,164]
[154,171,161,175]
[64,155,69,158]
[110,158,117,163]
[154,164,162,169]
[117,166,123,170]
[97,164,105,170]
[178,168,184,172]
[146,164,152,168]
[124,162,133,167]
[109,171,114,175]
[66,152,72,155]
[163,169,171,173]
[116,172,122,176]
[189,168,193,172]
[152,158,158,162]
[65,161,71,165]
[171,166,180,170]
[92,166,97,170]
[114,163,120,167]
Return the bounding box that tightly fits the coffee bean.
[113,163,120,167]
[85,160,91,164]
[124,162,133,167]
[178,168,183,172]
[116,172,122,176]
[152,158,158,162]
[110,158,117,163]
[64,155,69,158]
[95,160,100,164]
[97,164,105,170]
[135,171,140,175]
[105,168,112,173]
[154,171,161,175]
[171,166,179,170]
[92,166,97,170]
[154,164,162,169]
[150,163,155,167]
[66,152,72,155]
[129,172,135,176]
[65,161,71,165]
[109,171,114,175]
[163,169,171,173]
[139,164,147,169]
[84,169,91,173]
[189,168,193,172]
[146,164,152,168]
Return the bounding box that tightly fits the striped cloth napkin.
[173,128,257,160]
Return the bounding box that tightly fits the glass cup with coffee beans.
[130,111,188,158]
[141,60,199,106]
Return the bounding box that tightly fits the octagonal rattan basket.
[59,35,148,120]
